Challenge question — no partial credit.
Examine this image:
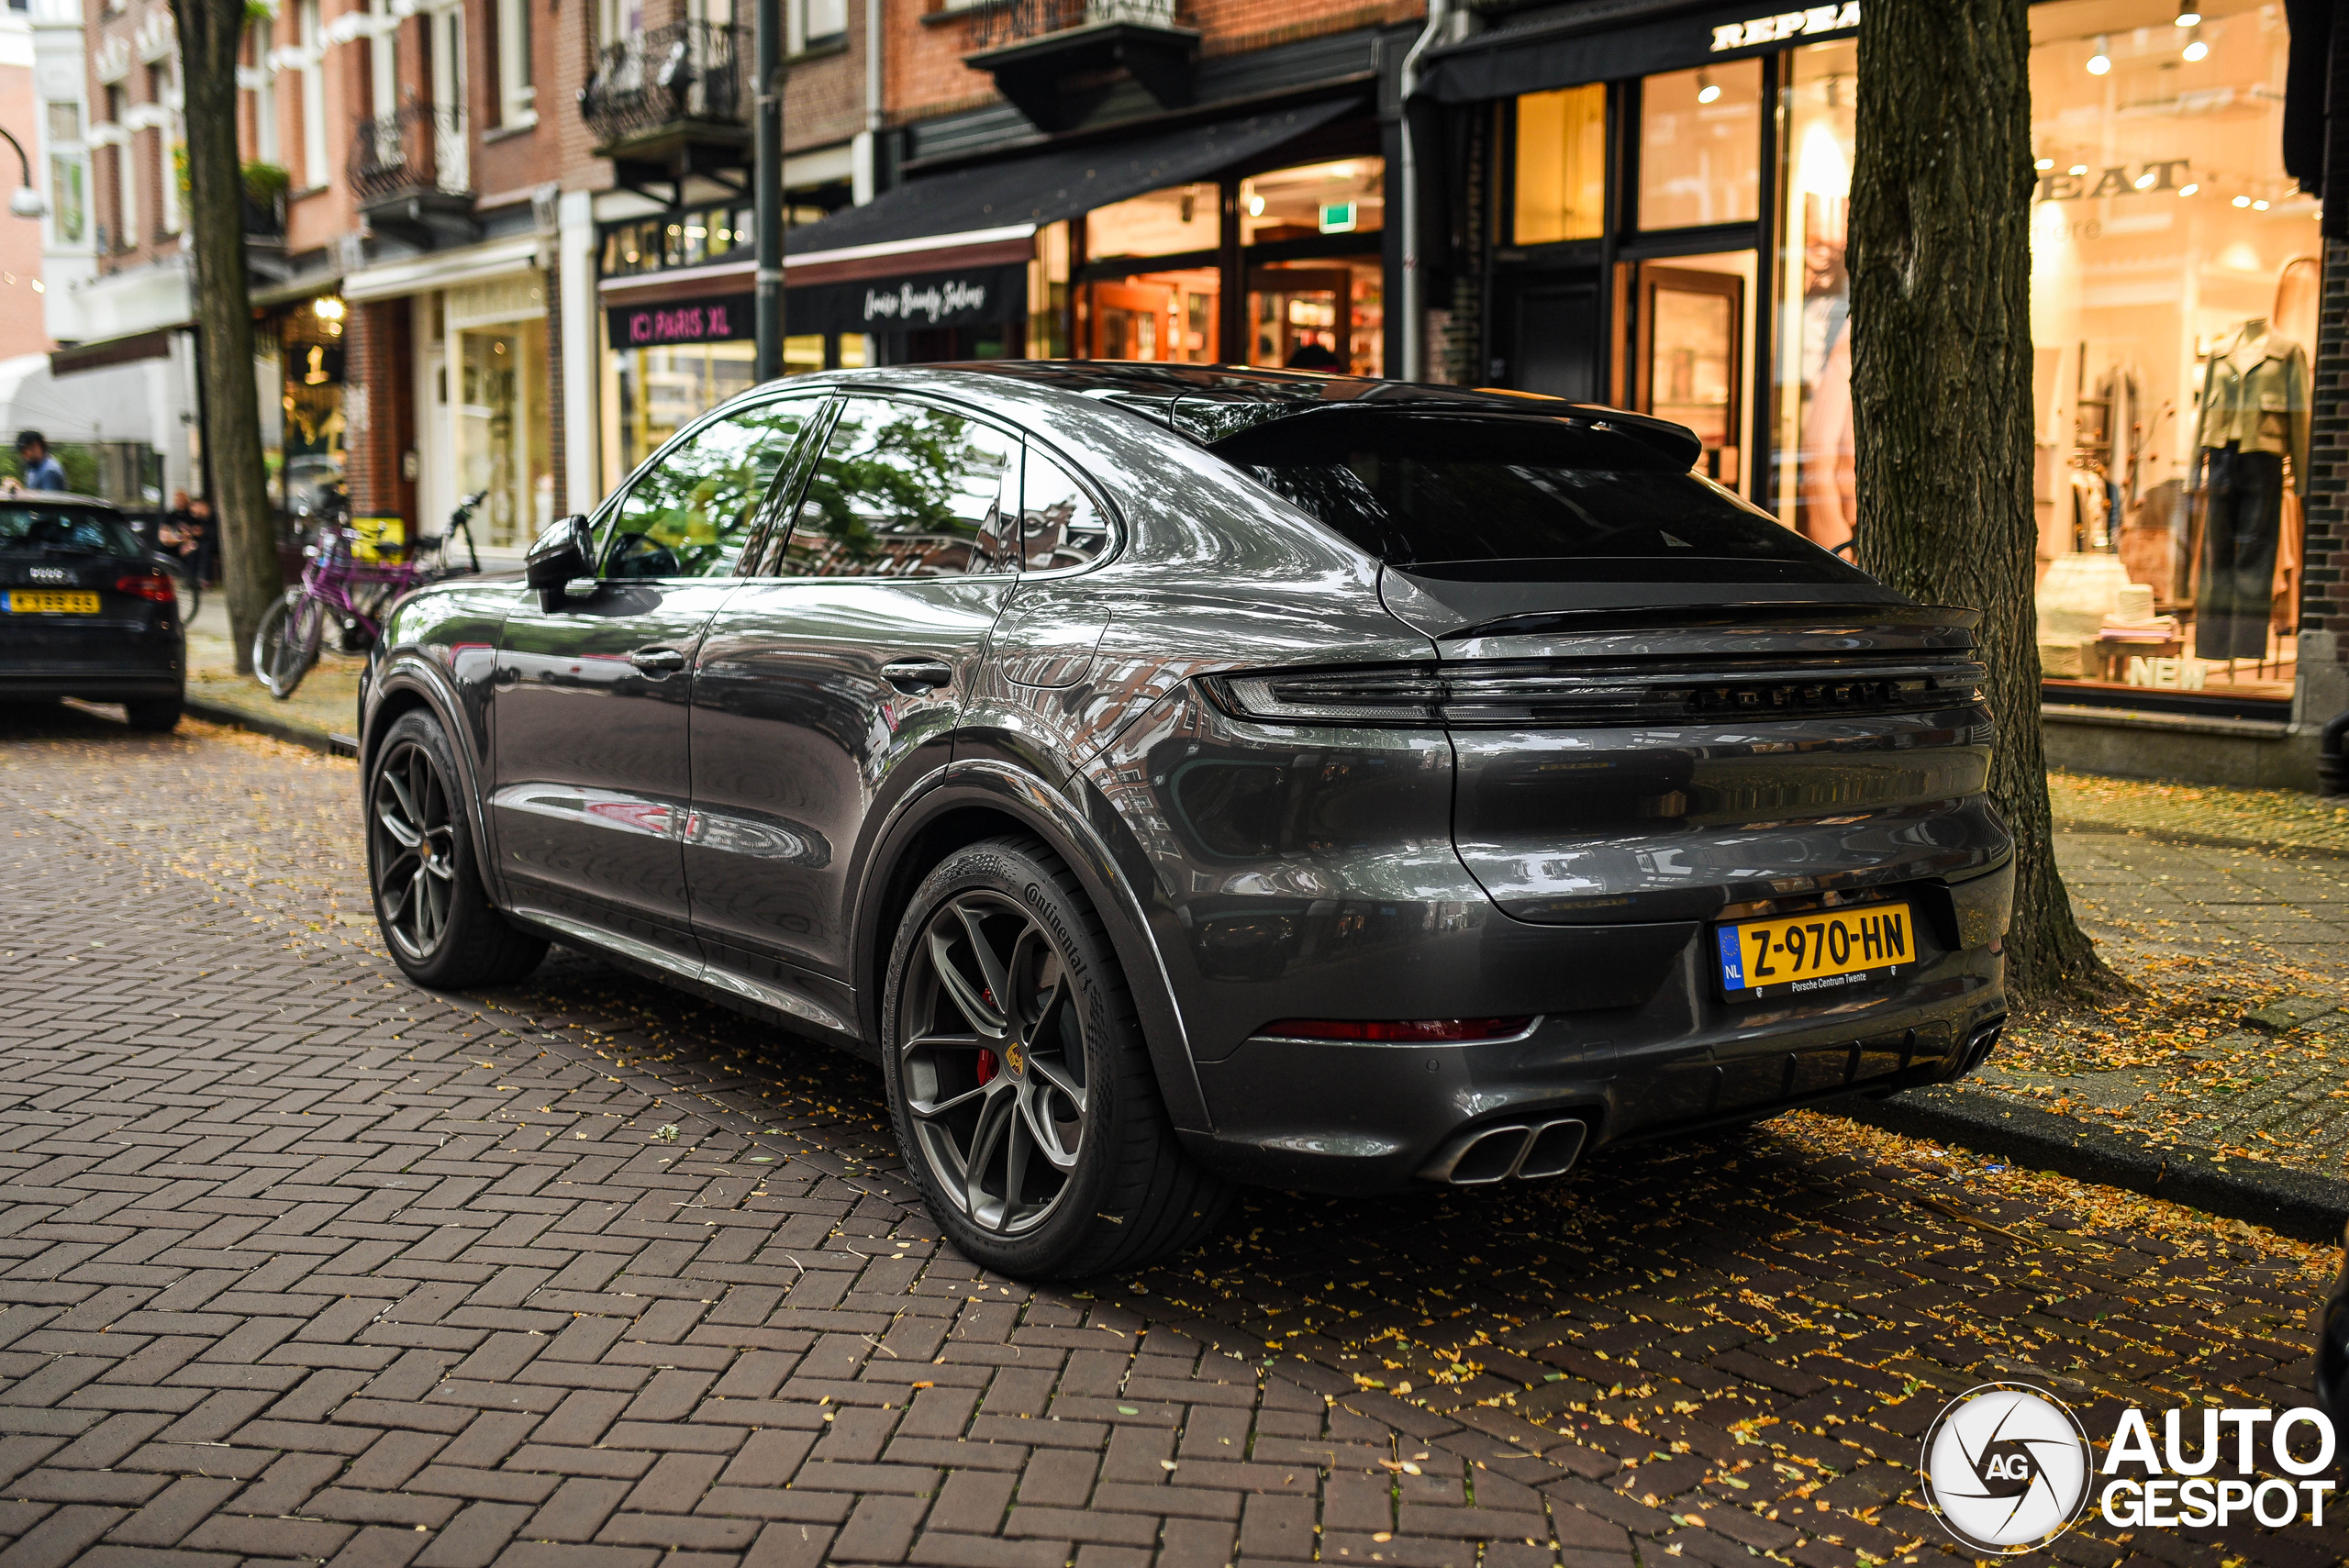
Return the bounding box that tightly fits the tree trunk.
[1849,0,2110,1003]
[171,0,275,675]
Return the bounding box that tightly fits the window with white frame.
[298,0,326,189]
[496,0,534,126]
[790,0,845,51]
[43,101,84,246]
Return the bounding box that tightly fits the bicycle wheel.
[253,591,324,699]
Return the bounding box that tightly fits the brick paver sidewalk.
[0,708,2342,1568]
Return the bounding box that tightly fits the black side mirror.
[526,515,592,610]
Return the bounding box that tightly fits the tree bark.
[171,0,275,674]
[1849,0,2110,1003]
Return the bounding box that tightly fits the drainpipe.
[854,0,884,205]
[1397,0,1453,382]
[2321,708,2349,795]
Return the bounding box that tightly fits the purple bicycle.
[254,494,482,699]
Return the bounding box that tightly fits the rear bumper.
[1,667,183,702]
[1180,929,2006,1194]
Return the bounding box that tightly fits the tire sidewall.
[882,840,1132,1276]
[368,709,488,986]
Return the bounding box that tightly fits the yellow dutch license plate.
[3,590,99,614]
[1716,902,1914,1000]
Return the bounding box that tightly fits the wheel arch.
[361,660,503,906]
[851,761,1210,1134]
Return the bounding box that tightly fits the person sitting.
[16,431,66,491]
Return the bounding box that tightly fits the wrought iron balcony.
[349,104,475,247]
[581,20,748,149]
[961,0,1195,131]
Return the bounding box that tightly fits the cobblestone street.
[1,708,2343,1568]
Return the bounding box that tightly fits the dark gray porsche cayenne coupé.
[359,362,2012,1277]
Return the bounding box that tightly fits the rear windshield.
[1211,412,1869,584]
[0,505,144,560]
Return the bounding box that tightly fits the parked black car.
[359,364,2013,1277]
[0,493,184,729]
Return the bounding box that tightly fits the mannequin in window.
[2192,316,2310,662]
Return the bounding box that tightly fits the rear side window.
[1212,412,1867,583]
[776,396,1020,579]
[0,506,144,560]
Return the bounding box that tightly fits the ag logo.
[1920,1382,2091,1553]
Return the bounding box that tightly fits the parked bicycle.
[253,493,484,700]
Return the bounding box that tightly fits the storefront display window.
[1079,182,1223,365]
[457,317,551,552]
[1633,254,1751,487]
[1238,159,1383,243]
[1241,158,1386,376]
[2027,0,2317,702]
[1087,183,1219,261]
[1639,60,1762,230]
[1768,38,1854,547]
[1514,84,1606,245]
[279,294,347,528]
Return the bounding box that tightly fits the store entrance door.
[1633,264,1744,486]
[1507,275,1601,401]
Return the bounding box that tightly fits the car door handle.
[881,657,954,693]
[628,646,688,673]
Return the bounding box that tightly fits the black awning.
[1415,1,1854,106]
[784,97,1359,259]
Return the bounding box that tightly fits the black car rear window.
[0,505,144,560]
[1211,412,1868,584]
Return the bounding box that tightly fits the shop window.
[605,397,815,579]
[1638,59,1760,229]
[613,344,762,478]
[1245,258,1382,377]
[1768,38,1854,549]
[1030,221,1072,359]
[1239,159,1383,245]
[1631,257,1750,489]
[1086,269,1219,363]
[457,317,552,551]
[2025,0,2317,703]
[1513,84,1606,245]
[779,397,1021,578]
[1086,183,1219,261]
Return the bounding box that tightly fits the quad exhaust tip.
[1419,1118,1589,1184]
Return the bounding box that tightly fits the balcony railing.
[580,20,748,148]
[965,0,1179,51]
[348,103,471,206]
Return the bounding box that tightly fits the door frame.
[1631,262,1745,485]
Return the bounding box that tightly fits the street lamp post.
[753,0,784,381]
[0,127,49,219]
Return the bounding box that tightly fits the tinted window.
[775,396,1019,579]
[1018,446,1109,571]
[1213,412,1866,583]
[0,505,144,560]
[604,399,816,579]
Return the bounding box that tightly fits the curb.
[184,697,357,758]
[1830,1084,2349,1245]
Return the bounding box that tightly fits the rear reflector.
[1258,1017,1534,1043]
[114,573,175,602]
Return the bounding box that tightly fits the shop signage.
[1710,3,1857,52]
[787,261,1028,337]
[2036,161,2191,201]
[607,292,754,349]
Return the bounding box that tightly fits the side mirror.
[526,515,592,609]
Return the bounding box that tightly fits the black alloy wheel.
[371,736,460,962]
[363,709,548,989]
[901,891,1091,1235]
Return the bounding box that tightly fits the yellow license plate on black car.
[2,590,99,614]
[1717,902,1914,1001]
